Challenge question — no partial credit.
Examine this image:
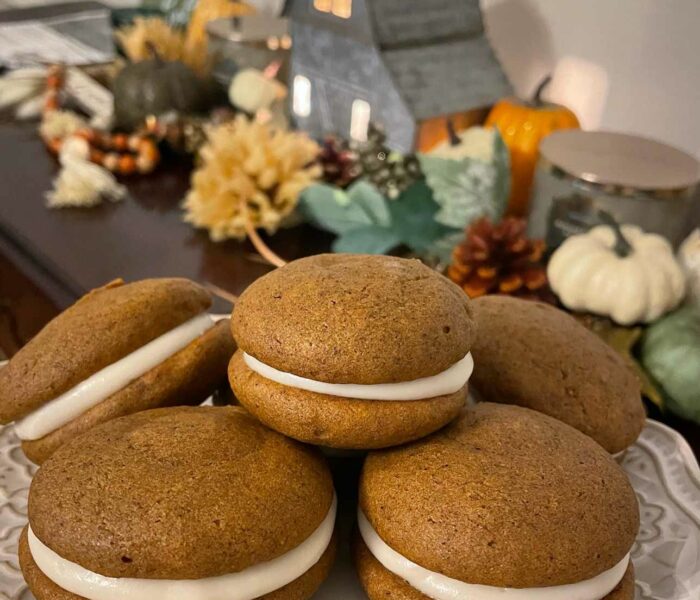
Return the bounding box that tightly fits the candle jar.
[207,14,292,80]
[528,131,700,249]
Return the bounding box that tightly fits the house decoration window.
[314,0,352,19]
[350,99,371,141]
[293,75,312,117]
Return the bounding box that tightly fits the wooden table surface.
[0,121,698,459]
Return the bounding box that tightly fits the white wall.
[482,0,700,159]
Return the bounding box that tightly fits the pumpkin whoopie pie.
[229,254,476,449]
[356,403,639,600]
[470,295,645,454]
[19,406,337,600]
[0,278,235,464]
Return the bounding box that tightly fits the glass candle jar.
[528,130,700,249]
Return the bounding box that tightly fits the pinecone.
[319,136,360,188]
[447,217,556,303]
[352,123,421,198]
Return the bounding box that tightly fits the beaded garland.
[42,65,160,175]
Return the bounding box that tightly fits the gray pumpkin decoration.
[113,56,209,130]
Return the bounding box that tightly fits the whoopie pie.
[20,406,337,600]
[356,403,639,600]
[469,295,645,454]
[0,278,234,463]
[229,254,477,449]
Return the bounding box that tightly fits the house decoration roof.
[367,0,484,48]
[383,37,512,120]
[285,0,513,121]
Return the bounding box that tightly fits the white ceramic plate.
[0,360,698,599]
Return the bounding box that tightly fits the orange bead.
[47,138,62,154]
[139,139,160,163]
[44,95,59,111]
[112,134,129,151]
[89,149,105,164]
[118,154,137,175]
[46,74,62,89]
[103,153,120,171]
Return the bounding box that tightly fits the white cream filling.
[15,314,215,441]
[358,509,630,600]
[243,352,474,401]
[28,495,336,600]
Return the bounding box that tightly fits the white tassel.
[46,137,127,208]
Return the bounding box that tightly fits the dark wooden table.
[1,122,698,458]
[0,122,331,315]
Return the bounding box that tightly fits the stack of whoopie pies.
[0,278,235,464]
[8,255,643,600]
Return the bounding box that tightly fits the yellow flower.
[183,116,321,241]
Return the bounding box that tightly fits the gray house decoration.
[284,0,512,152]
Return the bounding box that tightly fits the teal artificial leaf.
[332,225,401,254]
[346,180,392,227]
[418,154,507,230]
[299,180,391,235]
[492,129,511,209]
[388,181,456,254]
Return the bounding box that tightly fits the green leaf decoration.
[418,152,508,230]
[389,181,455,254]
[301,178,465,259]
[492,129,511,210]
[347,180,391,227]
[332,226,401,254]
[299,181,391,235]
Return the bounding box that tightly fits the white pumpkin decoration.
[548,215,686,325]
[679,229,700,303]
[228,68,287,115]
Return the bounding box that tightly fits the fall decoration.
[641,303,700,424]
[548,213,686,325]
[318,136,360,188]
[184,0,255,58]
[0,67,47,120]
[301,179,452,256]
[183,115,321,241]
[40,65,160,183]
[113,47,211,131]
[141,108,236,155]
[486,76,580,217]
[228,67,287,115]
[352,123,421,199]
[447,217,554,302]
[419,124,510,230]
[116,17,211,76]
[39,109,86,144]
[46,137,126,208]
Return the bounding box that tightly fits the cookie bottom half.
[19,527,337,600]
[22,320,235,465]
[229,351,466,449]
[353,535,635,600]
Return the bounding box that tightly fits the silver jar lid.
[540,130,700,191]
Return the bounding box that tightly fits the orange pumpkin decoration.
[486,77,580,217]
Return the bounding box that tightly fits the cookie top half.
[232,254,476,384]
[0,278,211,423]
[469,295,645,453]
[28,406,334,579]
[360,403,639,588]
